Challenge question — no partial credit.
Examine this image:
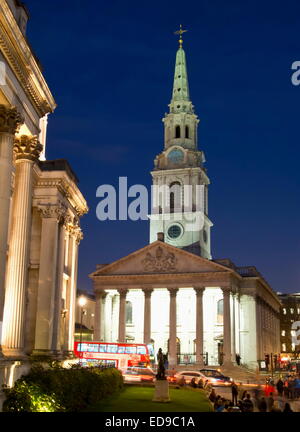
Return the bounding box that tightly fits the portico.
[90,238,280,369]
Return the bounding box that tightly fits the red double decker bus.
[74,341,151,370]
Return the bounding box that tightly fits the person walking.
[276,377,284,396]
[293,375,300,398]
[236,353,241,366]
[231,381,239,405]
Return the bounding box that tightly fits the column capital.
[14,135,43,162]
[221,286,231,295]
[96,291,108,300]
[0,105,23,134]
[194,286,205,296]
[37,202,68,223]
[118,288,128,298]
[142,287,154,297]
[167,287,179,297]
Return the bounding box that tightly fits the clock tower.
[149,29,213,258]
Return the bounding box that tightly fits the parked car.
[199,368,232,385]
[174,370,207,385]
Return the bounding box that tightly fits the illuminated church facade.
[91,33,281,369]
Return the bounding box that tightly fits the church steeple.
[149,28,213,259]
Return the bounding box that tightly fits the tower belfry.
[149,28,213,258]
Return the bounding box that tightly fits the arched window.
[169,181,181,213]
[175,125,181,138]
[126,301,132,324]
[185,126,189,139]
[217,299,223,324]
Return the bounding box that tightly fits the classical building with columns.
[90,32,281,369]
[0,0,88,384]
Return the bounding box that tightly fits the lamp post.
[78,295,87,364]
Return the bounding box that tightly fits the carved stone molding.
[141,246,177,272]
[0,105,23,134]
[37,202,67,223]
[14,135,43,161]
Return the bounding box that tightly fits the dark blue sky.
[25,0,300,294]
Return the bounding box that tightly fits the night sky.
[25,0,300,294]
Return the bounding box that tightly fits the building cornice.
[0,0,56,116]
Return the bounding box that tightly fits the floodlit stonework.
[90,34,281,370]
[0,0,88,385]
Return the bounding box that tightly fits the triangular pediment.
[90,241,233,277]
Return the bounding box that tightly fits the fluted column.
[0,106,23,334]
[33,202,66,354]
[231,292,236,362]
[2,135,42,357]
[51,220,67,353]
[94,291,107,341]
[118,289,128,343]
[194,286,205,366]
[143,288,153,344]
[66,225,82,353]
[168,288,178,367]
[222,286,232,367]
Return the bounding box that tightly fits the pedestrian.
[242,394,254,412]
[236,353,241,366]
[293,376,300,398]
[231,381,239,405]
[276,377,284,396]
[258,397,267,412]
[267,392,274,412]
[190,377,197,388]
[283,402,293,412]
[215,398,226,412]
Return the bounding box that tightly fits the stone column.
[0,106,23,340]
[2,135,42,357]
[94,291,107,341]
[51,220,67,353]
[33,202,66,355]
[231,292,236,363]
[194,287,205,366]
[66,225,82,353]
[143,288,153,345]
[222,287,232,367]
[168,288,178,367]
[118,289,128,343]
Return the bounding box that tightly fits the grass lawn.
[98,385,213,412]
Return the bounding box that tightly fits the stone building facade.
[90,34,281,370]
[278,293,300,356]
[0,0,88,385]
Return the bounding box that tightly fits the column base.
[2,347,27,360]
[31,349,59,359]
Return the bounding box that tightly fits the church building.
[90,31,281,369]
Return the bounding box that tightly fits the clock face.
[167,149,184,164]
[168,224,183,239]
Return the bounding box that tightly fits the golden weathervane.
[174,24,188,48]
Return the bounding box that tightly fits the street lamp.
[78,295,87,363]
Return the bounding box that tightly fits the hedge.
[2,364,123,412]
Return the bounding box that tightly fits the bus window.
[107,345,118,353]
[118,346,125,354]
[87,344,99,353]
[99,344,107,353]
[78,343,89,352]
[137,346,146,355]
[125,346,137,354]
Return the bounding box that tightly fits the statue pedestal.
[152,379,170,402]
